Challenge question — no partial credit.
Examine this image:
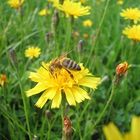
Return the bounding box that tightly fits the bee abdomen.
[62,59,81,71]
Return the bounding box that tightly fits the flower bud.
[116,61,128,76]
[63,116,73,140]
[51,9,59,34]
[0,74,7,86]
[77,40,84,53]
[9,48,17,65]
[45,109,52,119]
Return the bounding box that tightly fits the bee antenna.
[61,50,73,57]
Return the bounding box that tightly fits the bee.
[49,54,81,78]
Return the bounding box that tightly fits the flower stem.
[93,77,116,130]
[86,0,111,67]
[10,62,32,139]
[65,17,72,52]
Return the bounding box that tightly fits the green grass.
[1,0,140,139]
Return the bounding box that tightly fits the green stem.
[61,104,64,140]
[65,17,72,52]
[86,0,111,67]
[92,77,116,130]
[11,63,32,139]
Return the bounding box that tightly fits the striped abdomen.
[62,59,81,71]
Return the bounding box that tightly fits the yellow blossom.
[103,116,140,140]
[7,0,24,9]
[120,8,140,24]
[25,46,41,59]
[83,33,89,39]
[38,9,51,16]
[122,25,140,41]
[26,60,101,108]
[117,0,123,5]
[58,0,90,18]
[0,74,7,87]
[83,19,93,27]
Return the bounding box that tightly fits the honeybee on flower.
[26,56,101,108]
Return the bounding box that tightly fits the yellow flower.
[0,74,7,87]
[25,46,41,59]
[117,0,123,5]
[38,9,51,16]
[103,116,140,140]
[26,61,101,108]
[120,8,140,24]
[83,33,89,39]
[83,19,93,27]
[103,123,123,140]
[58,0,90,18]
[122,25,140,41]
[8,0,24,9]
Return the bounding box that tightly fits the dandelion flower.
[58,0,90,18]
[83,19,93,27]
[26,60,101,108]
[103,116,140,140]
[0,74,7,86]
[38,9,50,16]
[25,46,41,59]
[120,8,140,24]
[122,25,140,41]
[7,0,24,9]
[117,0,123,5]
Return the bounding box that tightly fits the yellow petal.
[124,132,132,140]
[64,88,76,106]
[51,90,62,108]
[79,77,101,89]
[35,88,57,108]
[73,86,90,100]
[29,72,41,82]
[26,83,47,97]
[71,87,85,103]
[131,116,140,140]
[103,123,123,140]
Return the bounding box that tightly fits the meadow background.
[0,0,140,139]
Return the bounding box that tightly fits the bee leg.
[65,69,74,79]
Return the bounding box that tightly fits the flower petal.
[103,123,123,140]
[26,83,47,97]
[73,86,90,100]
[131,116,140,140]
[64,88,76,106]
[71,86,90,103]
[35,88,57,108]
[51,90,62,108]
[79,77,101,89]
[29,72,41,82]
